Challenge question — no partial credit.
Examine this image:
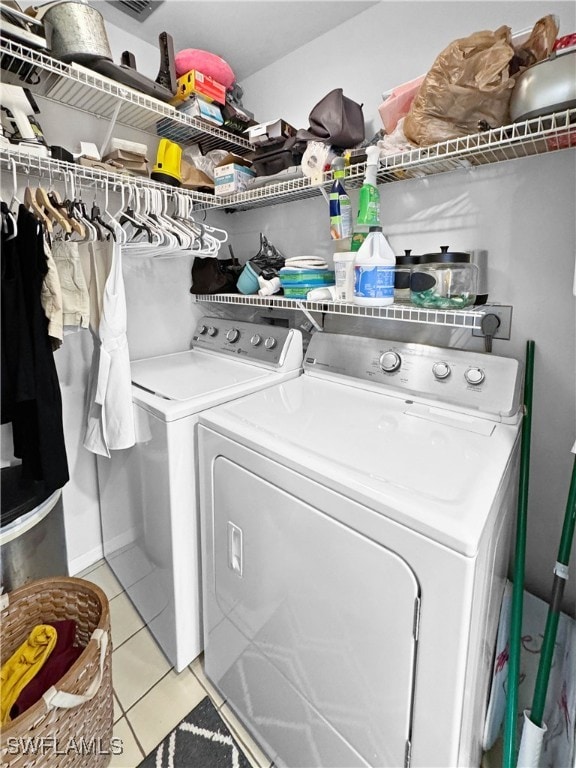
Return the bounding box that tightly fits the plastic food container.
[333,251,355,302]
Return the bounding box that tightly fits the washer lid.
[132,350,269,401]
[131,350,282,421]
[199,375,522,556]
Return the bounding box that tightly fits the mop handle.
[502,340,535,768]
[530,454,576,726]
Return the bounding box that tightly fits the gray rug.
[138,696,253,767]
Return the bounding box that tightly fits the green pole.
[502,340,535,768]
[529,454,576,726]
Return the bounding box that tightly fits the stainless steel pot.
[510,45,576,122]
[37,0,112,63]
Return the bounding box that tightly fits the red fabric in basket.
[10,620,83,719]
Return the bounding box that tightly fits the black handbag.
[189,256,242,295]
[297,88,365,149]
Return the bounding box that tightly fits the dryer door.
[205,455,420,768]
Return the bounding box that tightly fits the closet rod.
[0,147,214,209]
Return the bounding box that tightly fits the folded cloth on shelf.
[10,620,83,720]
[0,624,58,724]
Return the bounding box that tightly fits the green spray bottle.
[351,145,380,252]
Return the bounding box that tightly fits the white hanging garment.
[80,240,135,457]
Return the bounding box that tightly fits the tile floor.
[77,559,272,768]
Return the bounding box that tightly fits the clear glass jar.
[410,262,479,309]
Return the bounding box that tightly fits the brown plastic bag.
[404,25,516,146]
[404,16,559,147]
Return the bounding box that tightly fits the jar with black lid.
[410,246,478,309]
[394,250,421,303]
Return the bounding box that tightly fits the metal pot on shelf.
[510,35,576,122]
[33,0,113,63]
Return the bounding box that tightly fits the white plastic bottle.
[353,226,396,306]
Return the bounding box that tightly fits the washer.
[97,316,303,672]
[198,331,523,768]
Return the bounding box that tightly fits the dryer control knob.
[207,326,218,337]
[432,361,451,380]
[251,334,262,346]
[379,350,401,373]
[226,328,240,343]
[264,336,277,350]
[198,324,208,335]
[465,367,485,385]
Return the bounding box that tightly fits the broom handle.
[503,340,535,768]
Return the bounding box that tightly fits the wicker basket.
[0,577,113,768]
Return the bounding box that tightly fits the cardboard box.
[172,69,226,105]
[246,118,296,146]
[178,95,223,126]
[214,153,255,196]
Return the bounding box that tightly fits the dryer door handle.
[228,522,243,577]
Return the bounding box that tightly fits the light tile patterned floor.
[77,559,272,768]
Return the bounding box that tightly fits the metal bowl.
[510,47,576,122]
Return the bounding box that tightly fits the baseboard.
[68,543,104,576]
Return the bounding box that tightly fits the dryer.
[97,316,303,672]
[198,332,523,767]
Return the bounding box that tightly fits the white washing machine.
[198,332,523,768]
[97,316,303,672]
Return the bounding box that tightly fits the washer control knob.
[379,350,401,373]
[432,361,451,380]
[251,334,262,346]
[465,367,485,386]
[198,324,208,335]
[207,326,218,337]
[226,328,240,343]
[264,336,277,350]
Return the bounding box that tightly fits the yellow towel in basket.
[0,624,57,723]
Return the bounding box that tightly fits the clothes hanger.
[35,185,72,235]
[119,184,154,244]
[8,158,22,218]
[150,189,188,249]
[56,172,85,239]
[24,185,53,233]
[4,159,20,239]
[102,181,126,245]
[172,192,211,252]
[90,185,115,242]
[70,177,98,241]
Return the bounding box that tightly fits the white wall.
[241,0,576,137]
[237,0,576,614]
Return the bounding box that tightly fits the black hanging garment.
[1,206,69,493]
[1,202,35,422]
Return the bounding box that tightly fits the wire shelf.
[0,38,252,155]
[193,293,489,329]
[0,146,216,208]
[210,108,576,210]
[2,37,574,214]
